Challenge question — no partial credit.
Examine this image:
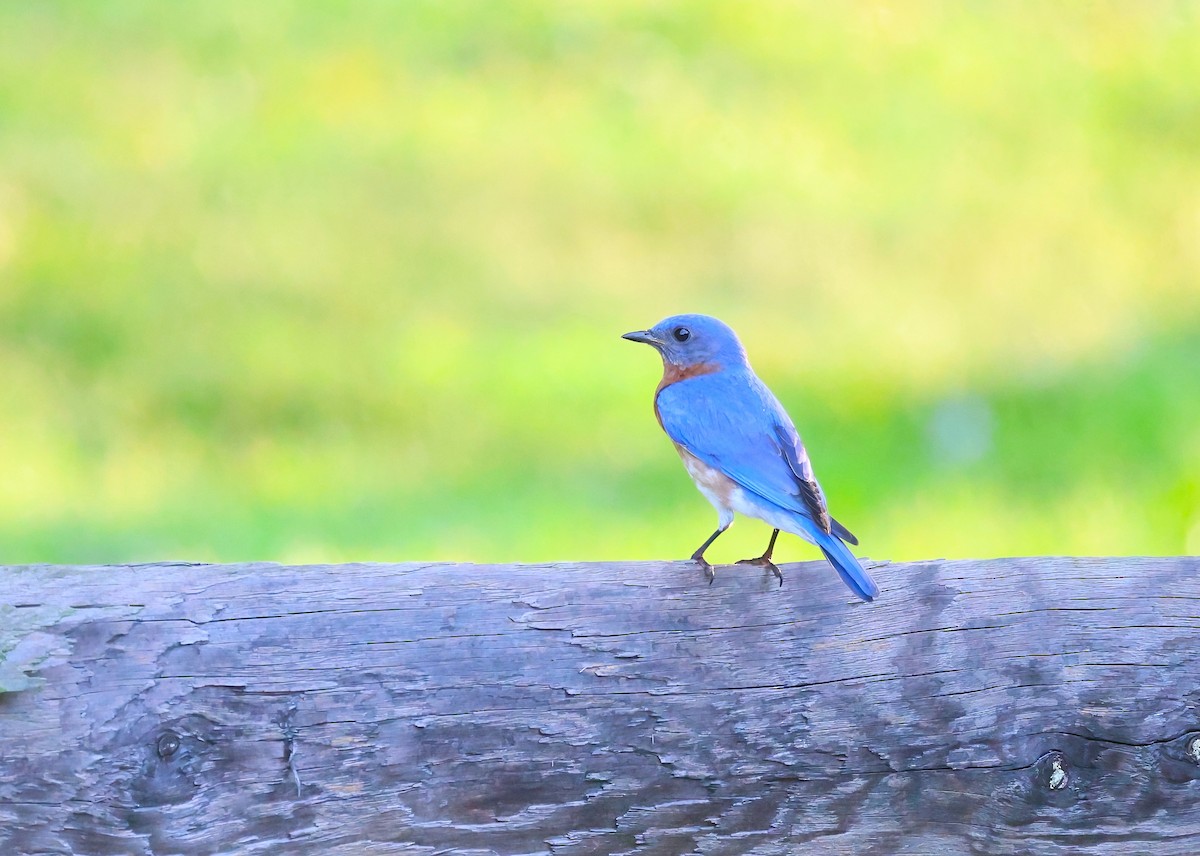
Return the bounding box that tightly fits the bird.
[622,313,879,601]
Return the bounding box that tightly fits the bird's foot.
[693,555,716,585]
[736,555,784,587]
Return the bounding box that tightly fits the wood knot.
[1188,736,1200,764]
[156,731,181,759]
[131,715,221,808]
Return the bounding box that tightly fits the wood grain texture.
[2,557,1199,855]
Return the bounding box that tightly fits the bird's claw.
[694,556,715,585]
[736,556,784,587]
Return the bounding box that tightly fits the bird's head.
[622,314,748,371]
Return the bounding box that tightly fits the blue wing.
[656,369,848,539]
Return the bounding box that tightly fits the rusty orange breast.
[655,360,720,396]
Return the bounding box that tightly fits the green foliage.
[1,2,1198,565]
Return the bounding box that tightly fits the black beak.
[622,330,658,345]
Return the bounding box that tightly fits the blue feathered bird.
[623,314,879,601]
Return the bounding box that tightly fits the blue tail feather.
[812,527,879,602]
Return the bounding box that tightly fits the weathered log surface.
[2,556,1199,855]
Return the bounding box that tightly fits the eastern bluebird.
[623,314,879,601]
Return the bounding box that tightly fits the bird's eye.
[673,327,691,342]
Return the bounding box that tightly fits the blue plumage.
[623,314,879,601]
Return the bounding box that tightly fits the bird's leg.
[737,529,784,587]
[690,525,729,585]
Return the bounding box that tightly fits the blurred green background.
[1,1,1198,567]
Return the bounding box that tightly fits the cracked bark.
[1,556,1199,855]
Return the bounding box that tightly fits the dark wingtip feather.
[831,517,859,546]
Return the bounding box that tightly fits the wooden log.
[2,556,1199,855]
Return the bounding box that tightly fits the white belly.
[676,445,816,545]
